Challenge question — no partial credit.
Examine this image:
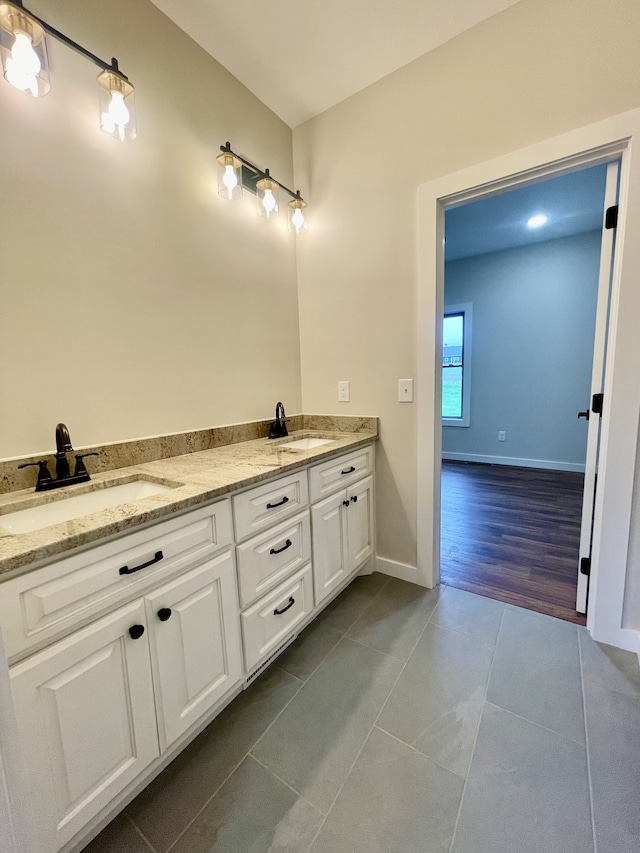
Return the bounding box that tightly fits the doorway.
[439,164,612,624]
[416,110,640,652]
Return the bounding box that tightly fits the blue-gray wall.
[442,231,602,471]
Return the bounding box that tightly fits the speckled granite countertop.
[0,429,376,579]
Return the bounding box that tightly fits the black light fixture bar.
[12,0,128,79]
[219,142,304,203]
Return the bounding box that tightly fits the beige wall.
[293,0,640,568]
[0,0,301,459]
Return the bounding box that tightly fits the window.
[442,303,472,427]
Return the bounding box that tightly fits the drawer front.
[241,564,314,672]
[0,500,233,660]
[236,512,311,608]
[309,445,374,503]
[233,472,309,543]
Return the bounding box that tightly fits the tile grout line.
[481,699,587,747]
[125,813,158,853]
[136,577,393,853]
[578,630,599,853]
[300,580,439,853]
[162,578,392,852]
[161,669,309,853]
[303,578,404,853]
[448,603,506,853]
[250,753,328,816]
[371,724,466,781]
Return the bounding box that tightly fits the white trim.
[442,452,585,473]
[442,302,472,427]
[418,108,640,652]
[376,556,419,584]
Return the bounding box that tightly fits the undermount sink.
[0,480,175,535]
[278,437,335,451]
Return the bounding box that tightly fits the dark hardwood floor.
[440,460,586,625]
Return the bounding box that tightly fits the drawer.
[309,444,374,503]
[236,512,311,608]
[241,564,314,672]
[0,500,233,660]
[233,471,308,543]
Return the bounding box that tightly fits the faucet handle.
[74,452,99,477]
[18,460,53,490]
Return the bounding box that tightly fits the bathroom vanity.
[0,424,376,853]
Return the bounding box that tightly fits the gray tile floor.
[84,574,640,853]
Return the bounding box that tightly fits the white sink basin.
[0,480,174,535]
[279,437,335,451]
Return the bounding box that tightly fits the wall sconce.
[217,142,308,232]
[288,191,308,234]
[216,142,243,201]
[256,170,279,220]
[0,1,135,140]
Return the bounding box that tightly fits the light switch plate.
[398,379,414,402]
[338,380,350,402]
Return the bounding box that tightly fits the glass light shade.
[288,195,308,234]
[0,3,50,97]
[256,172,279,220]
[216,151,243,201]
[96,69,136,142]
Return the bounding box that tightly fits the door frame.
[417,107,640,652]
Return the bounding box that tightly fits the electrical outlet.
[498,430,506,441]
[398,379,414,403]
[338,380,350,402]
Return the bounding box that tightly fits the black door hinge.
[580,557,591,576]
[605,205,618,229]
[592,392,604,416]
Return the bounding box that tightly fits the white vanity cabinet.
[309,449,375,605]
[0,440,376,853]
[3,500,242,853]
[10,600,160,853]
[233,473,314,675]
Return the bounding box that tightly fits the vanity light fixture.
[288,191,308,234]
[0,1,49,96]
[217,141,308,231]
[256,169,279,220]
[0,0,135,140]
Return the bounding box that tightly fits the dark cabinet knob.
[351,495,358,503]
[129,624,145,640]
[158,607,172,622]
[343,500,350,507]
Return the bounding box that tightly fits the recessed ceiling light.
[527,214,548,229]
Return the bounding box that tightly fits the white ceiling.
[150,0,522,128]
[445,164,609,262]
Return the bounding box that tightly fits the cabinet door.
[345,475,374,572]
[311,489,349,605]
[10,601,158,853]
[145,551,242,751]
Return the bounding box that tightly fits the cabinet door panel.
[145,552,242,751]
[346,476,374,572]
[311,490,348,605]
[10,601,158,853]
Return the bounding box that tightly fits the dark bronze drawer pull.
[351,495,358,503]
[266,496,289,509]
[270,539,292,555]
[119,550,164,575]
[158,608,172,622]
[274,596,295,616]
[129,624,145,640]
[341,466,356,475]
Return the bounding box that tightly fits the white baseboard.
[441,451,585,473]
[376,556,420,584]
